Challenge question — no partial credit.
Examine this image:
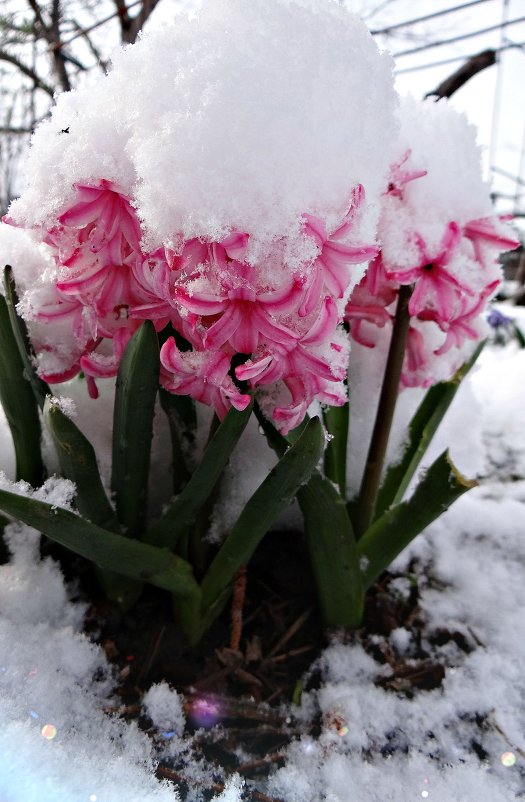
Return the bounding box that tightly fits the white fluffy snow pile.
[1,327,525,801]
[9,0,395,255]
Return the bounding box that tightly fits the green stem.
[354,284,412,538]
[323,403,349,497]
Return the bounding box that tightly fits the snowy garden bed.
[0,1,523,799]
[1,332,525,801]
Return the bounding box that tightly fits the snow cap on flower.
[345,95,519,389]
[6,0,399,427]
[9,0,397,260]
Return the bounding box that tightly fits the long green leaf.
[159,388,194,493]
[0,293,44,485]
[44,396,118,531]
[0,488,200,600]
[3,266,50,409]
[43,396,141,606]
[357,450,476,589]
[144,401,253,549]
[298,475,363,628]
[199,417,324,626]
[322,403,349,497]
[111,321,159,536]
[255,405,363,628]
[375,341,484,517]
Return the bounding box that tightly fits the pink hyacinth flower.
[345,255,398,348]
[160,338,251,420]
[50,181,144,336]
[386,150,427,198]
[386,222,470,323]
[271,372,347,435]
[236,296,343,387]
[301,185,379,316]
[464,216,520,265]
[419,279,500,355]
[174,260,302,355]
[79,326,137,398]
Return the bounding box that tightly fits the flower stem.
[354,284,412,538]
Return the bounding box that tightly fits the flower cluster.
[345,149,519,389]
[2,4,520,432]
[12,180,377,431]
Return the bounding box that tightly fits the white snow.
[1,332,525,800]
[9,0,397,261]
[0,0,523,797]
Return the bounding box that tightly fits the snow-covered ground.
[1,313,525,801]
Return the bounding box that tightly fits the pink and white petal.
[235,353,274,382]
[204,305,242,350]
[160,337,187,375]
[298,264,324,317]
[221,232,249,261]
[58,194,107,228]
[331,184,365,239]
[251,306,298,346]
[302,213,327,249]
[230,306,260,354]
[258,276,305,313]
[300,296,339,346]
[173,286,226,316]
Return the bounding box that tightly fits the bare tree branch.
[425,49,496,100]
[0,125,33,134]
[130,0,162,41]
[24,0,72,92]
[113,0,132,43]
[25,0,48,34]
[71,21,108,71]
[113,0,161,44]
[49,0,71,91]
[0,49,54,96]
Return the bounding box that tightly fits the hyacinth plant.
[0,0,520,646]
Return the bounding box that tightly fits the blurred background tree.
[0,0,163,212]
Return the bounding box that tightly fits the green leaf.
[144,401,253,549]
[3,266,50,409]
[255,404,363,628]
[44,396,118,531]
[375,341,484,517]
[298,474,363,628]
[357,450,476,589]
[159,388,194,493]
[111,321,160,536]
[0,293,44,485]
[199,416,325,627]
[512,321,525,349]
[323,403,349,497]
[0,488,200,600]
[43,396,141,606]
